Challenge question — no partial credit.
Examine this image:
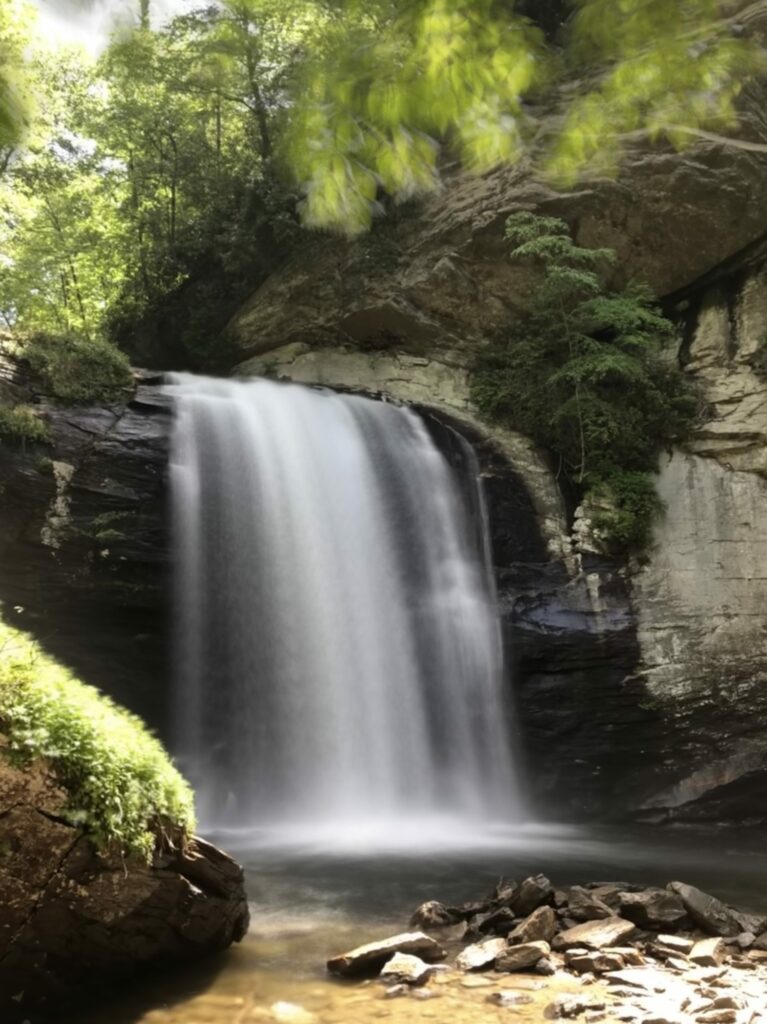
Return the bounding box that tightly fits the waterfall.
[167,374,522,844]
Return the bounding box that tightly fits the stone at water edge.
[619,889,688,929]
[553,916,637,951]
[512,874,554,917]
[566,886,614,922]
[668,883,741,938]
[327,932,446,978]
[379,953,434,986]
[410,900,462,930]
[456,937,507,971]
[507,905,558,945]
[566,950,626,974]
[495,940,550,972]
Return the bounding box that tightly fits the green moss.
[23,332,133,405]
[0,404,50,444]
[0,621,195,859]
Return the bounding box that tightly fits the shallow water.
[67,823,767,1024]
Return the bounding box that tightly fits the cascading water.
[167,374,522,845]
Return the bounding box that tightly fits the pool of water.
[67,822,767,1024]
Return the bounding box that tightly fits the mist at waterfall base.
[167,374,525,853]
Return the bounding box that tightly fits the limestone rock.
[379,952,434,986]
[456,937,507,972]
[328,932,446,978]
[655,935,695,957]
[567,886,614,922]
[567,951,626,974]
[553,917,637,951]
[512,874,554,917]
[495,940,550,972]
[507,905,558,945]
[668,884,741,938]
[690,938,726,967]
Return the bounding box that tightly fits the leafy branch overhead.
[471,213,697,551]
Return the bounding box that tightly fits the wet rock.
[566,950,626,974]
[552,995,607,1019]
[750,932,767,951]
[495,940,550,972]
[328,932,446,978]
[536,956,558,976]
[456,937,507,971]
[411,987,439,1000]
[567,886,614,921]
[604,968,674,993]
[512,874,554,916]
[383,984,409,999]
[478,907,517,936]
[410,900,462,930]
[619,890,688,930]
[654,935,695,957]
[460,975,494,988]
[553,917,638,951]
[486,991,535,1007]
[270,1003,318,1024]
[609,946,646,967]
[507,905,558,945]
[379,952,434,986]
[668,883,741,938]
[691,939,726,967]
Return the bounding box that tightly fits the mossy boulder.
[0,625,249,1021]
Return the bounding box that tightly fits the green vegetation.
[24,333,132,404]
[0,403,50,445]
[0,0,760,369]
[472,213,696,551]
[0,621,195,858]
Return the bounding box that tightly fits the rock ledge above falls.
[0,754,250,1022]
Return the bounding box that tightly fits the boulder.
[567,886,614,921]
[566,951,626,974]
[619,889,688,930]
[512,875,554,917]
[379,952,434,986]
[667,883,741,938]
[410,900,462,930]
[553,917,637,951]
[654,935,695,957]
[507,905,558,945]
[456,937,507,972]
[477,907,517,936]
[495,940,550,972]
[0,749,248,1022]
[328,932,446,978]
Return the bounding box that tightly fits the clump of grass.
[24,332,132,405]
[0,404,50,444]
[0,622,195,859]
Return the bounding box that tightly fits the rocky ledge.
[325,874,767,1024]
[0,755,249,1022]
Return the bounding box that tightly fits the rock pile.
[327,875,767,1023]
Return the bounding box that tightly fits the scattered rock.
[411,987,439,1001]
[553,917,638,951]
[512,874,554,917]
[567,951,626,974]
[605,968,673,993]
[456,937,507,972]
[383,984,408,999]
[327,932,446,978]
[619,890,688,930]
[552,995,607,1019]
[668,883,741,938]
[477,908,517,936]
[610,946,646,966]
[655,935,695,957]
[495,940,550,972]
[567,886,614,922]
[486,991,535,1007]
[536,957,557,976]
[691,939,726,968]
[696,1011,738,1023]
[410,901,461,930]
[507,905,558,945]
[379,953,433,986]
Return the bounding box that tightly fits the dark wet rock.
[553,917,638,951]
[668,883,741,938]
[477,907,517,936]
[328,932,447,978]
[507,905,558,945]
[410,900,462,930]
[495,940,550,972]
[0,756,248,1022]
[567,886,615,922]
[536,956,558,976]
[512,874,554,917]
[619,889,688,930]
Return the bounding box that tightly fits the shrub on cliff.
[23,332,132,405]
[0,403,50,445]
[472,212,696,551]
[0,621,194,858]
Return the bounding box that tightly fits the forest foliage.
[472,213,697,550]
[0,0,760,370]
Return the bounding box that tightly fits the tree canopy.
[0,0,761,366]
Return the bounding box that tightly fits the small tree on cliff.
[472,212,696,551]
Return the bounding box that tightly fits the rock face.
[0,754,249,1022]
[0,357,171,734]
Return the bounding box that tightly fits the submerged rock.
[328,932,446,978]
[0,756,249,1022]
